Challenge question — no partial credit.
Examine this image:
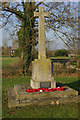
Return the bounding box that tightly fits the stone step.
[8,85,79,108]
[13,85,78,100]
[8,87,19,108]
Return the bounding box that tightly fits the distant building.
[11,49,15,57]
[11,40,18,57]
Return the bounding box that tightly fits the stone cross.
[34,7,49,59]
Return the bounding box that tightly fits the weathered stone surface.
[31,7,56,89]
[32,59,52,82]
[19,95,79,107]
[14,84,31,99]
[8,85,79,108]
[34,7,49,59]
[8,88,19,108]
[31,59,56,88]
[14,85,78,101]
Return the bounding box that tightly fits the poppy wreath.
[26,87,65,93]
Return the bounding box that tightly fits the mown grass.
[2,57,22,77]
[2,75,79,119]
[2,57,20,67]
[49,56,69,59]
[2,56,80,119]
[55,76,80,94]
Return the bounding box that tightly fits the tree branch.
[2,7,25,21]
[1,13,12,28]
[54,30,69,47]
[34,2,43,10]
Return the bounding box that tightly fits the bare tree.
[1,2,79,74]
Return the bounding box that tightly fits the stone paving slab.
[8,87,79,108]
[8,87,19,108]
[8,84,79,108]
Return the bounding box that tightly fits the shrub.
[54,49,69,57]
[46,50,54,58]
[53,62,77,75]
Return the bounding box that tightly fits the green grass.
[2,56,79,118]
[49,56,69,59]
[55,76,78,84]
[2,57,22,77]
[2,101,78,118]
[2,75,79,119]
[2,57,20,67]
[2,75,30,91]
[55,76,80,93]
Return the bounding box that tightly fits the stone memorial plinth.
[8,7,79,108]
[30,7,56,88]
[31,59,56,88]
[8,85,79,108]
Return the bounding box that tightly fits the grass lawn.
[2,56,80,118]
[2,57,20,67]
[2,57,22,77]
[49,56,70,59]
[2,75,79,119]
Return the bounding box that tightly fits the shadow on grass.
[56,79,80,95]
